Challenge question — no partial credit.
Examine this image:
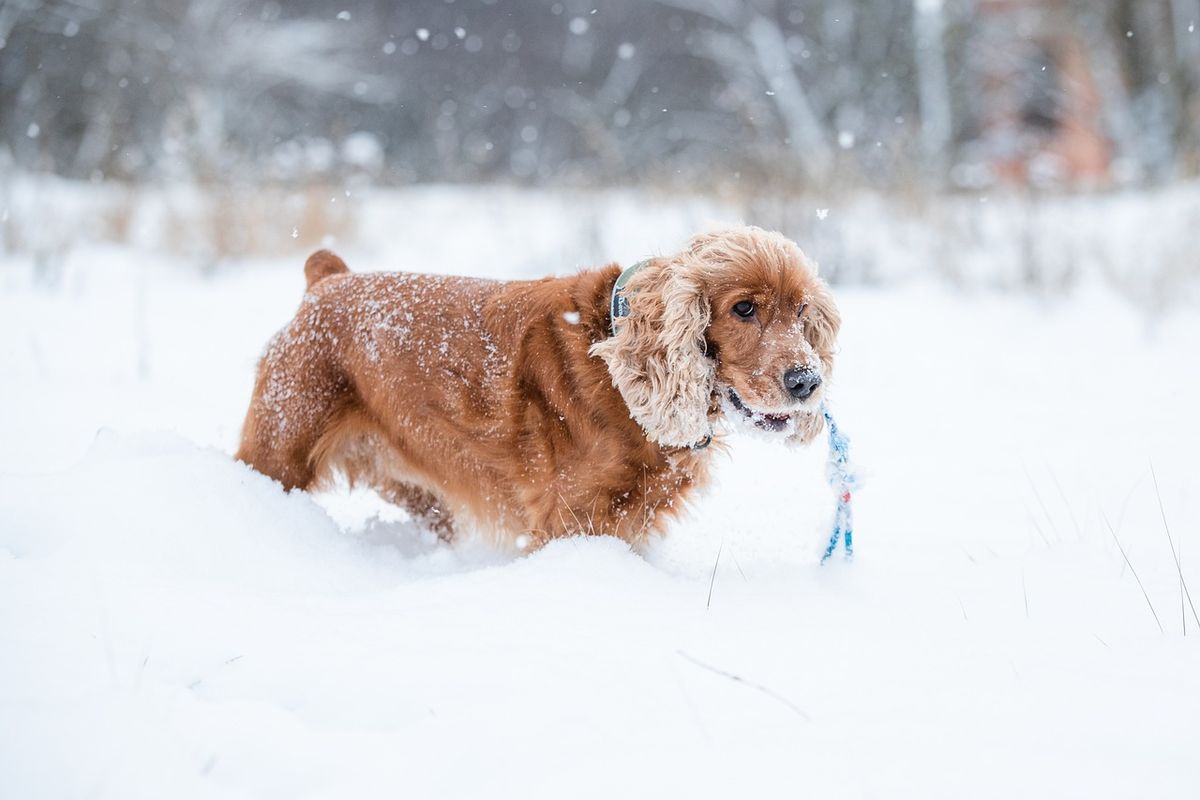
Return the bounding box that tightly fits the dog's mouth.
[724,389,796,433]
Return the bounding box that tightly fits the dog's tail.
[304,250,350,289]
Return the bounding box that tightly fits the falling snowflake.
[336,10,351,21]
[816,209,829,220]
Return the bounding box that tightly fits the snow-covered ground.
[2,212,1199,798]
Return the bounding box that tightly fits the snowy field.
[2,191,1200,798]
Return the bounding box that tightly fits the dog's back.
[237,255,506,495]
[236,247,712,549]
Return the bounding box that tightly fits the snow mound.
[3,252,1200,797]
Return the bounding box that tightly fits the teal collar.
[609,259,648,337]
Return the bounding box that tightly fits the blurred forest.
[2,0,1198,192]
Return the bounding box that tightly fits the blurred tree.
[0,0,1195,189]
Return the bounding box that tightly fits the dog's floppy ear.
[805,274,841,374]
[590,258,715,447]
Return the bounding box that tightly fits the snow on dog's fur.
[237,226,840,548]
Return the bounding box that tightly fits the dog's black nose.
[783,367,822,400]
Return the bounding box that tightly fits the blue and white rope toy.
[819,402,858,563]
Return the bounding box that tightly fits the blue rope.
[819,402,858,563]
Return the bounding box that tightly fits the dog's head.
[591,226,840,448]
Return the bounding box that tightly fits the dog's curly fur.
[236,226,840,549]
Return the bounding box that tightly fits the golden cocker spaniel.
[237,226,840,549]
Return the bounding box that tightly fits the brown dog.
[236,226,840,549]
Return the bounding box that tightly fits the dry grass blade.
[1022,570,1030,619]
[1102,510,1164,634]
[1149,464,1200,632]
[1045,462,1083,540]
[706,539,723,610]
[677,650,810,721]
[727,545,749,582]
[1023,464,1061,544]
[1027,512,1051,548]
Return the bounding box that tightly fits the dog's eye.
[798,302,809,318]
[732,300,756,318]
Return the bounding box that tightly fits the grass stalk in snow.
[677,651,810,721]
[1102,511,1164,634]
[1022,570,1030,619]
[1045,462,1083,541]
[1024,465,1061,544]
[1149,464,1200,634]
[706,540,723,610]
[726,545,748,582]
[1028,513,1051,548]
